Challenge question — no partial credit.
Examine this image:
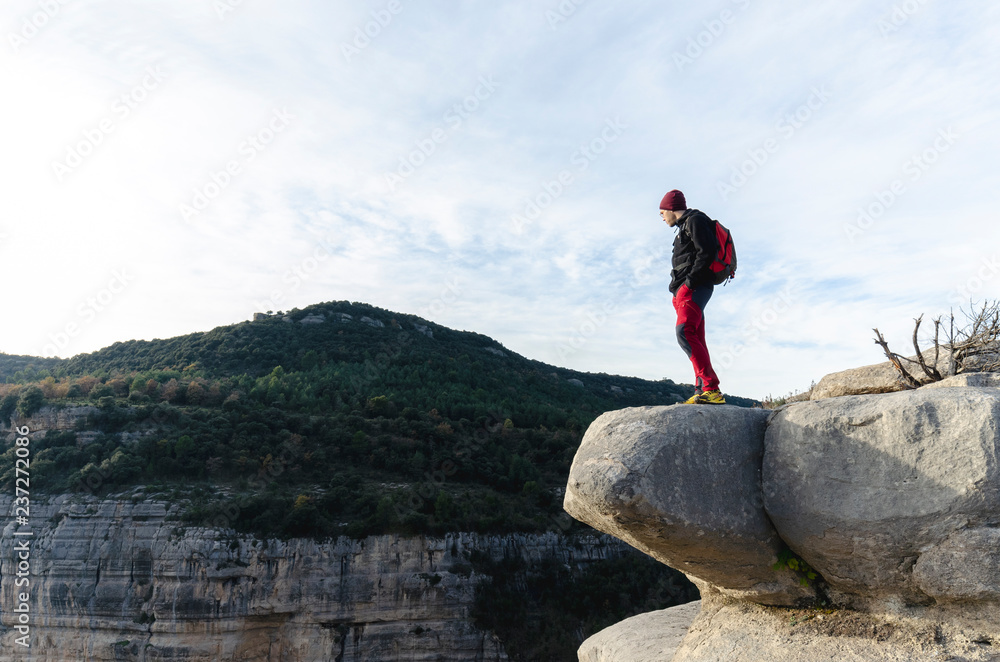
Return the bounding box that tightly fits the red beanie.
[660,190,686,211]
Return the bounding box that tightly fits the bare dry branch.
[874,327,921,389]
[945,301,1000,373]
[932,317,941,369]
[949,310,957,376]
[874,301,1000,385]
[910,315,942,381]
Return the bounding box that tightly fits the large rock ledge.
[566,377,1000,661]
[564,405,815,606]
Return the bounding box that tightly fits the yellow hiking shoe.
[698,389,726,405]
[682,392,703,405]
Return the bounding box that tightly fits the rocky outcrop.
[0,495,631,662]
[810,349,953,400]
[3,405,97,438]
[564,406,815,606]
[4,405,140,448]
[923,372,1000,389]
[764,387,1000,609]
[566,377,1000,661]
[578,601,700,662]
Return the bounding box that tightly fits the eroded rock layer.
[0,495,627,662]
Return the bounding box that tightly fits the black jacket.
[669,209,717,294]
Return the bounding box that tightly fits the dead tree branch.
[908,315,942,381]
[950,301,1000,372]
[873,327,921,389]
[876,302,1000,386]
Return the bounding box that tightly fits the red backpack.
[708,220,737,285]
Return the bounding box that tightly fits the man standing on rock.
[660,189,725,405]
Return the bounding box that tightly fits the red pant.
[673,284,719,392]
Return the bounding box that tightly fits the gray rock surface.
[5,405,98,440]
[921,371,1000,389]
[0,495,634,661]
[671,596,1000,662]
[578,600,701,662]
[564,405,815,605]
[764,387,1000,606]
[575,382,1000,662]
[913,528,1000,601]
[811,349,953,400]
[6,405,151,455]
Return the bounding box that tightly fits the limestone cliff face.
[0,494,629,661]
[4,405,105,446]
[4,406,98,436]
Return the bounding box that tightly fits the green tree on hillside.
[17,386,45,417]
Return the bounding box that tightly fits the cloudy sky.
[1,1,998,399]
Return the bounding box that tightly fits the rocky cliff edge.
[565,373,1000,661]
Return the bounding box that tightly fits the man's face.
[660,209,679,227]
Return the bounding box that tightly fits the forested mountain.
[1,300,745,660]
[1,300,755,539]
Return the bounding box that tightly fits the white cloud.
[2,1,999,399]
